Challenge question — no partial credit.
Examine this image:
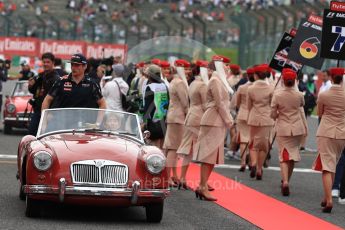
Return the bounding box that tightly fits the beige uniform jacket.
[184,78,207,127]
[236,82,252,122]
[227,75,240,88]
[166,78,189,124]
[200,77,233,127]
[317,85,345,139]
[271,88,307,136]
[247,80,274,126]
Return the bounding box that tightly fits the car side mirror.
[143,130,151,140]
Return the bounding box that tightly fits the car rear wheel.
[25,197,42,218]
[3,124,12,134]
[145,201,164,223]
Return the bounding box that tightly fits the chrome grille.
[71,160,128,186]
[72,164,99,183]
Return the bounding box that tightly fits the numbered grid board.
[321,9,345,60]
[287,15,325,69]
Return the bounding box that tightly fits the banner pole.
[337,59,340,67]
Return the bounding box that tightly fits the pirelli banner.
[287,15,325,69]
[269,29,303,72]
[0,36,127,60]
[321,2,345,60]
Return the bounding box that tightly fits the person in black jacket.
[28,52,60,136]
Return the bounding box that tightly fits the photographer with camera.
[0,59,10,114]
[28,52,60,136]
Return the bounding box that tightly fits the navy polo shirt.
[49,74,103,109]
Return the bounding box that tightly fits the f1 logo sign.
[326,12,335,18]
[331,26,345,52]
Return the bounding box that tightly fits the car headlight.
[33,151,53,171]
[6,104,16,113]
[145,154,166,174]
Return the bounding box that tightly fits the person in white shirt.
[318,69,332,96]
[101,64,129,111]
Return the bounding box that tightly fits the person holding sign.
[247,65,274,180]
[271,68,307,196]
[312,67,345,213]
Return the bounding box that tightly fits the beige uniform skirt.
[177,126,200,156]
[276,135,303,162]
[163,123,184,150]
[236,120,250,144]
[249,125,272,153]
[312,137,345,173]
[193,125,226,164]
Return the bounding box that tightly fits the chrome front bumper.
[24,178,170,204]
[4,117,29,121]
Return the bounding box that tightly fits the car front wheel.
[145,201,164,223]
[3,124,12,134]
[25,197,41,218]
[19,183,25,201]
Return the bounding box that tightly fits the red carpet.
[184,163,342,230]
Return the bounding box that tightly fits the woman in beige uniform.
[247,65,274,180]
[163,59,190,187]
[194,60,233,201]
[313,67,345,213]
[177,60,208,189]
[271,69,307,196]
[236,67,255,171]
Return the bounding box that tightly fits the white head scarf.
[214,61,234,95]
[200,66,209,85]
[176,66,189,88]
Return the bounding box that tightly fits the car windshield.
[12,81,31,97]
[37,108,142,141]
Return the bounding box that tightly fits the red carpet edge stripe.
[184,163,342,230]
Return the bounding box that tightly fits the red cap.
[175,59,190,68]
[282,68,295,75]
[282,70,297,81]
[246,68,254,75]
[261,64,272,73]
[136,61,145,68]
[329,67,344,76]
[254,65,268,74]
[196,60,209,68]
[212,55,230,63]
[230,64,240,71]
[151,58,161,65]
[159,60,170,68]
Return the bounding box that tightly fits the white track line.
[215,164,320,174]
[0,154,17,159]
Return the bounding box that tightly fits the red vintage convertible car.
[3,81,32,134]
[17,108,169,222]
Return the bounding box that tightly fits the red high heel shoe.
[207,184,215,191]
[256,171,263,180]
[178,181,189,190]
[250,166,256,178]
[238,165,246,172]
[195,189,217,201]
[281,185,290,196]
[322,205,333,213]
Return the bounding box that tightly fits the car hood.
[41,133,142,164]
[8,96,32,112]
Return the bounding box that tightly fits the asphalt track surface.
[0,80,344,229]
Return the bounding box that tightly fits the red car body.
[3,81,32,134]
[17,109,169,222]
